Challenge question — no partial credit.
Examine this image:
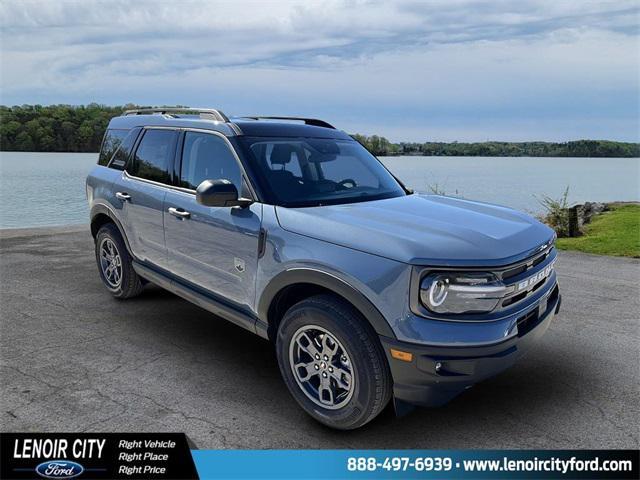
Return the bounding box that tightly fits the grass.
[556,203,640,258]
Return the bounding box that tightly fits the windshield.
[240,137,406,207]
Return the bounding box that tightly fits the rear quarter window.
[98,129,129,166]
[109,128,141,170]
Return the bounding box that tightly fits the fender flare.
[258,268,396,339]
[90,203,133,255]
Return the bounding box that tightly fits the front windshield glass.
[241,137,406,207]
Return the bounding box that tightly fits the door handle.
[115,192,131,201]
[168,207,191,219]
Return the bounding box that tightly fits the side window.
[128,129,176,184]
[109,128,141,170]
[180,132,242,190]
[98,129,128,166]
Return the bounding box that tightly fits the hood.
[275,194,555,267]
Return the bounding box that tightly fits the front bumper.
[380,285,561,408]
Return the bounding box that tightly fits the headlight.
[420,272,507,314]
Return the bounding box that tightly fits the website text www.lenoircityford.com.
[463,457,633,474]
[346,455,634,474]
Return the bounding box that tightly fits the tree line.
[1,104,638,157]
[352,134,640,158]
[0,104,131,152]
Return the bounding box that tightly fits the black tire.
[94,223,144,299]
[276,294,392,430]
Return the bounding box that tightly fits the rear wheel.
[276,294,392,430]
[95,223,143,299]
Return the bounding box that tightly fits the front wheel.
[276,294,392,429]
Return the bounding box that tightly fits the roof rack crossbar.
[123,107,229,122]
[241,116,335,129]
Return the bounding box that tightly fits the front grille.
[532,252,548,267]
[494,245,556,312]
[502,291,526,307]
[531,278,545,292]
[502,264,527,279]
[501,247,550,280]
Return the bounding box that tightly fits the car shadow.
[121,285,586,448]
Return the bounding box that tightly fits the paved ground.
[1,226,638,449]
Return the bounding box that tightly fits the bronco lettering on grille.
[515,261,555,292]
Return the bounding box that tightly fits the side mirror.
[196,179,253,208]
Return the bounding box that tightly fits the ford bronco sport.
[87,107,561,430]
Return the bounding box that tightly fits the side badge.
[234,257,245,273]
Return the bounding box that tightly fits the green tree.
[14,131,34,151]
[77,120,95,151]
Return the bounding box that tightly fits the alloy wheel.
[99,238,123,289]
[289,325,355,410]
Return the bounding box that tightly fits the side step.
[132,261,268,339]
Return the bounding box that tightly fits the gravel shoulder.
[1,227,638,448]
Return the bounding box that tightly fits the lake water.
[381,155,640,213]
[0,152,638,229]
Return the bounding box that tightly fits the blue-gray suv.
[87,107,561,429]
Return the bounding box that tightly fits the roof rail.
[240,116,335,129]
[123,107,229,122]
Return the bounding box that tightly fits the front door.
[164,130,262,311]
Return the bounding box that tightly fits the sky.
[1,0,639,142]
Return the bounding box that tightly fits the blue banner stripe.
[191,449,639,480]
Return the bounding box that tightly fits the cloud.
[1,0,638,141]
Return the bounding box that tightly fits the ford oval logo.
[35,460,84,479]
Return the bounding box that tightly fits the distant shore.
[1,104,639,158]
[352,134,640,158]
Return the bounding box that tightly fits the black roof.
[231,119,350,139]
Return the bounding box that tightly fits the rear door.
[164,130,262,311]
[114,128,178,268]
